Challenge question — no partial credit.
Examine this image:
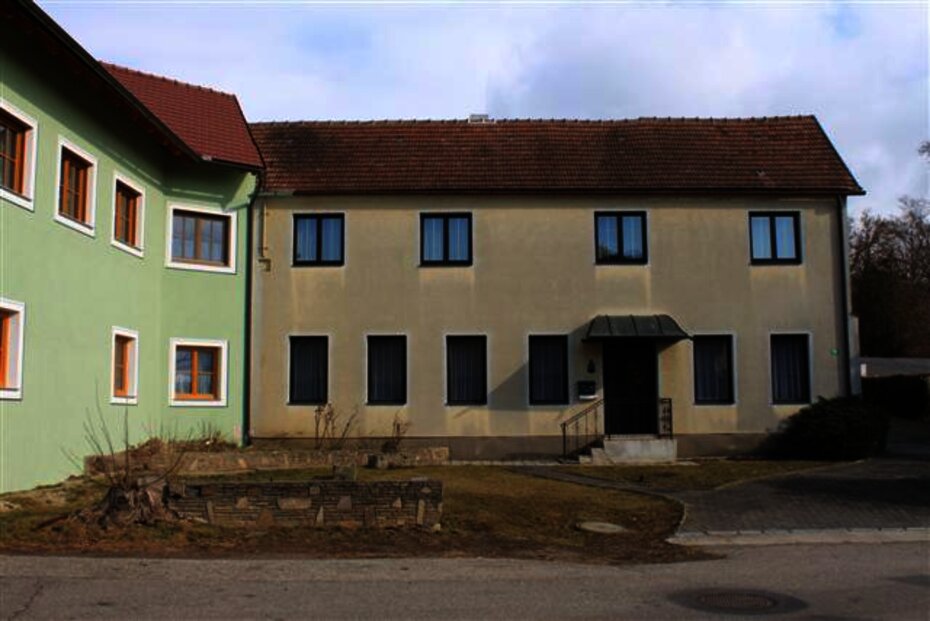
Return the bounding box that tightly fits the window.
[750,212,801,264]
[0,299,25,400]
[367,335,406,405]
[111,328,139,404]
[289,336,328,405]
[693,335,734,405]
[55,140,97,234]
[0,103,37,210]
[421,213,472,266]
[595,211,647,264]
[168,206,236,273]
[293,214,344,266]
[112,175,144,255]
[446,335,487,405]
[771,334,811,404]
[170,339,227,406]
[529,335,569,405]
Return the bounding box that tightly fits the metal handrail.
[561,398,604,457]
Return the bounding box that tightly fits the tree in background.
[850,142,930,357]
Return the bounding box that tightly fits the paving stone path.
[517,459,930,535]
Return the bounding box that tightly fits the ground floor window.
[446,335,487,405]
[528,334,569,405]
[170,339,227,406]
[289,335,328,404]
[0,299,25,399]
[693,335,734,405]
[367,335,406,405]
[771,334,810,404]
[111,327,139,404]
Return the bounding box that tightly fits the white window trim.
[0,100,38,211]
[165,203,237,274]
[525,332,573,408]
[691,331,738,407]
[53,136,98,237]
[110,172,146,259]
[768,331,814,407]
[168,337,229,407]
[363,332,409,407]
[0,298,26,400]
[285,332,331,406]
[110,327,139,405]
[442,332,491,407]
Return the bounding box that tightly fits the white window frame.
[691,331,738,407]
[168,337,229,407]
[110,172,146,258]
[0,298,26,400]
[768,331,814,406]
[285,332,332,406]
[165,203,237,274]
[110,327,140,405]
[53,137,98,237]
[0,100,38,211]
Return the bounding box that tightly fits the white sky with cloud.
[39,1,928,215]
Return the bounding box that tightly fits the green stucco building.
[0,0,262,492]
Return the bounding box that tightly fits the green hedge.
[762,396,890,460]
[862,375,930,420]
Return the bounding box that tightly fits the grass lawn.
[556,459,827,492]
[0,467,710,565]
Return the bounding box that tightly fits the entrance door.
[603,341,658,435]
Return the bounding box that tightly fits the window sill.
[110,396,138,406]
[287,401,328,407]
[292,262,345,268]
[0,388,23,400]
[54,213,95,238]
[165,259,236,275]
[419,262,473,268]
[112,239,144,259]
[0,188,33,211]
[694,401,737,407]
[170,398,227,408]
[367,401,407,406]
[446,401,488,407]
[750,260,803,266]
[595,260,648,266]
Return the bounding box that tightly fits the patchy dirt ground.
[0,467,711,565]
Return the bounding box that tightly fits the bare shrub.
[381,411,412,454]
[313,403,358,450]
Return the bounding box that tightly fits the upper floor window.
[55,140,97,235]
[112,176,144,256]
[111,328,139,405]
[0,103,37,210]
[168,205,236,274]
[421,213,472,266]
[693,335,735,405]
[595,211,647,264]
[293,214,344,266]
[750,212,801,264]
[0,298,25,400]
[170,338,228,406]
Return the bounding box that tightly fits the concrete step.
[601,437,677,463]
[589,448,613,465]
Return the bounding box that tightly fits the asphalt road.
[1,543,928,620]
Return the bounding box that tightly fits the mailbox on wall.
[577,380,597,401]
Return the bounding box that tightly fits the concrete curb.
[669,527,930,546]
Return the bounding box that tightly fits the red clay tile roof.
[250,116,863,195]
[103,63,262,169]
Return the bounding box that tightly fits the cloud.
[38,2,928,214]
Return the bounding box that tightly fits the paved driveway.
[676,459,930,534]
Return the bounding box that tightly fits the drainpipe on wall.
[836,195,859,396]
[242,173,264,447]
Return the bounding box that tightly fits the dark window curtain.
[289,336,328,404]
[293,214,344,265]
[693,335,734,404]
[529,335,569,405]
[368,336,407,404]
[771,335,810,404]
[447,336,487,405]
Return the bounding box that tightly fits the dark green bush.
[862,375,930,420]
[762,396,890,460]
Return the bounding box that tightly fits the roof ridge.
[250,115,817,127]
[100,61,236,99]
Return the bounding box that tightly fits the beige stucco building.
[247,117,864,459]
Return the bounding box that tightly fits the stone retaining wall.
[166,479,443,529]
[86,446,449,477]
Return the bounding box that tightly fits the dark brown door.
[603,341,658,435]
